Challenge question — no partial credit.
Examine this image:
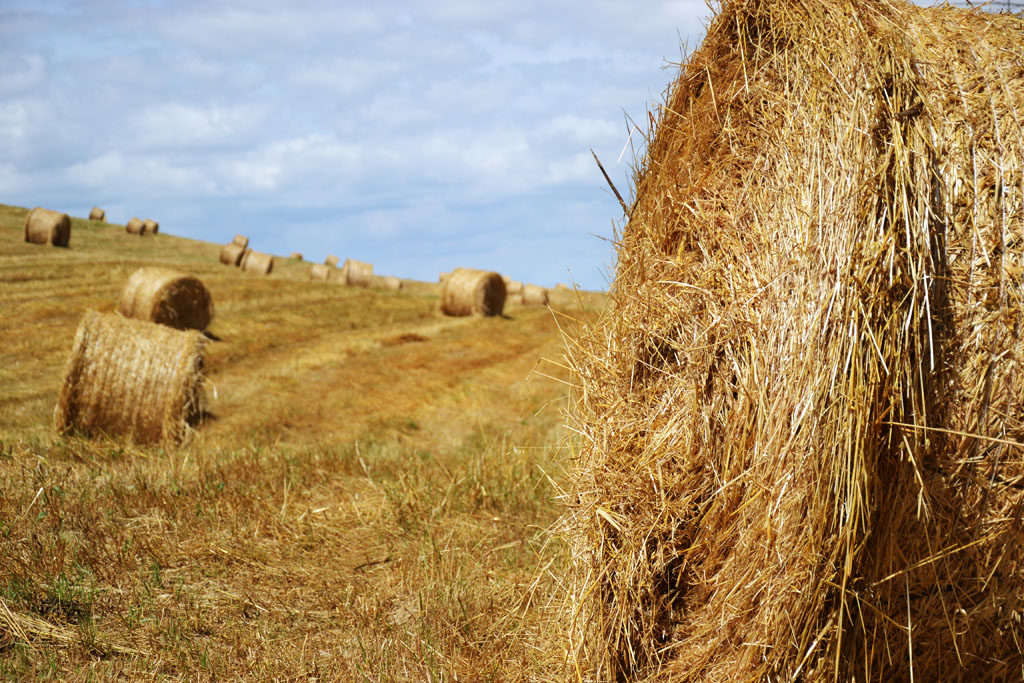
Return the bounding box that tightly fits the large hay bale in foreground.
[54,311,206,444]
[118,267,213,331]
[309,263,332,281]
[233,234,249,248]
[125,217,144,235]
[325,254,339,267]
[520,284,548,306]
[240,250,274,275]
[24,207,71,247]
[142,218,159,234]
[563,1,1024,681]
[88,207,105,222]
[341,258,373,287]
[441,268,506,317]
[219,243,246,266]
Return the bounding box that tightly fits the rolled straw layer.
[241,250,274,275]
[342,259,373,287]
[88,207,105,222]
[233,234,249,248]
[54,311,206,444]
[219,243,246,266]
[440,268,505,316]
[520,284,548,306]
[142,219,159,234]
[563,1,1024,681]
[125,217,144,235]
[309,263,332,281]
[24,207,71,247]
[118,267,213,331]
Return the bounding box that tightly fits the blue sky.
[0,0,712,289]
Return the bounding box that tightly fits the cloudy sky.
[0,0,715,289]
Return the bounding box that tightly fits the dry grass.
[0,201,606,679]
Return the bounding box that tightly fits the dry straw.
[342,258,374,287]
[290,252,303,260]
[142,219,159,234]
[24,208,70,247]
[118,267,213,331]
[439,272,449,283]
[241,250,274,275]
[371,275,403,291]
[520,284,547,306]
[440,268,506,316]
[125,217,144,235]
[88,207,105,222]
[233,234,249,248]
[54,311,206,444]
[219,243,247,266]
[309,263,332,281]
[506,280,523,295]
[562,0,1024,680]
[325,254,340,267]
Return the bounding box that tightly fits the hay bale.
[53,311,206,444]
[520,284,548,306]
[562,1,1024,680]
[440,268,506,317]
[290,252,303,260]
[125,217,144,235]
[342,259,373,287]
[219,243,246,266]
[309,263,332,281]
[240,250,274,275]
[325,254,340,267]
[23,207,70,247]
[233,234,249,248]
[142,218,159,234]
[439,272,449,283]
[118,267,213,331]
[506,280,523,295]
[371,275,403,291]
[88,207,105,222]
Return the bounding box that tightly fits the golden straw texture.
[241,250,274,275]
[325,254,340,267]
[54,311,206,444]
[117,267,213,331]
[24,208,70,247]
[88,207,105,222]
[520,284,547,306]
[440,268,506,317]
[562,1,1024,680]
[341,259,373,287]
[309,263,332,281]
[233,234,249,248]
[219,243,246,266]
[125,217,144,235]
[142,219,159,234]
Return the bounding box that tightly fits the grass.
[0,204,603,680]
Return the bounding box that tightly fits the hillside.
[0,204,603,680]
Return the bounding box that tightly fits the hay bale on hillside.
[441,268,506,317]
[219,243,246,266]
[233,234,249,248]
[325,254,339,267]
[88,207,105,222]
[371,275,403,291]
[290,252,303,260]
[125,217,144,235]
[309,263,332,281]
[342,259,373,287]
[563,1,1024,680]
[24,208,71,247]
[54,311,206,444]
[439,272,449,283]
[142,219,159,234]
[520,284,548,306]
[241,250,274,275]
[506,280,523,295]
[118,267,213,331]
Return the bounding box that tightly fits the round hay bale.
[371,275,403,291]
[439,272,449,283]
[88,206,105,222]
[563,1,1024,680]
[440,268,506,317]
[142,218,159,234]
[520,284,548,306]
[53,310,206,444]
[117,267,213,331]
[506,280,523,295]
[233,234,249,248]
[241,250,274,275]
[309,263,332,281]
[219,243,246,266]
[290,252,303,260]
[24,207,71,247]
[325,254,340,267]
[341,259,373,287]
[125,217,144,235]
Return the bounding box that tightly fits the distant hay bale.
[506,280,523,295]
[240,250,274,275]
[88,207,105,222]
[118,267,213,331]
[290,252,303,260]
[342,259,373,287]
[520,284,548,306]
[309,263,332,281]
[554,282,570,291]
[371,275,403,291]
[125,217,144,235]
[233,234,249,248]
[53,311,206,444]
[439,272,449,283]
[563,0,1024,680]
[142,219,159,234]
[440,268,506,317]
[325,254,339,267]
[24,207,71,247]
[219,243,246,266]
